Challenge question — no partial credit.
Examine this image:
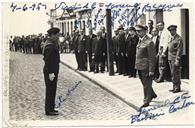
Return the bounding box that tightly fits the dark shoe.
[152,94,157,99]
[141,102,150,108]
[155,79,164,83]
[169,89,175,92]
[46,111,59,116]
[173,89,181,93]
[128,75,132,78]
[123,74,128,76]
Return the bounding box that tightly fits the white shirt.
[159,29,171,54]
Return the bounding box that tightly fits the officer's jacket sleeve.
[147,41,156,72]
[176,38,183,61]
[44,45,56,73]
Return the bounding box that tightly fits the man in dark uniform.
[78,29,87,71]
[86,29,96,72]
[43,27,60,116]
[167,25,183,93]
[135,25,157,108]
[126,27,139,78]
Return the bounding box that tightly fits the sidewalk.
[60,53,194,124]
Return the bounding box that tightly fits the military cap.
[167,25,177,31]
[129,26,136,31]
[47,27,60,35]
[135,25,147,31]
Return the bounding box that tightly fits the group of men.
[9,34,46,54]
[42,20,183,115]
[70,21,183,108]
[134,22,183,107]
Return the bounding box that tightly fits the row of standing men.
[70,24,171,82]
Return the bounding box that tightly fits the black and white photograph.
[1,0,195,127]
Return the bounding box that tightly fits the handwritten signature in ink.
[55,81,81,108]
[130,92,194,124]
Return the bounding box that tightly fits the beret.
[135,25,147,31]
[167,25,177,31]
[47,27,60,35]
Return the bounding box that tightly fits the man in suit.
[92,31,103,73]
[117,27,126,75]
[151,28,160,80]
[135,25,157,108]
[72,30,80,70]
[43,27,60,115]
[86,29,96,72]
[126,27,139,78]
[100,26,107,73]
[78,29,87,71]
[112,30,119,73]
[167,25,183,93]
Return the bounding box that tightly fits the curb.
[60,60,140,111]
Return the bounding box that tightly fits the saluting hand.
[49,73,55,81]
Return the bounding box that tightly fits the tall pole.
[106,9,114,76]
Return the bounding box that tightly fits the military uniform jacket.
[43,39,60,74]
[135,35,156,72]
[168,34,183,61]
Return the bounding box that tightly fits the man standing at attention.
[135,25,157,108]
[167,25,183,93]
[43,27,60,116]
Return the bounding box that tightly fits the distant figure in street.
[167,25,183,93]
[135,25,157,108]
[43,27,60,116]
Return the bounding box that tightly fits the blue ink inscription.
[130,92,194,124]
[55,81,81,108]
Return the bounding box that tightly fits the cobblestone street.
[9,52,135,120]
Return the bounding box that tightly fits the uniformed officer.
[43,27,60,115]
[135,25,157,108]
[167,25,183,93]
